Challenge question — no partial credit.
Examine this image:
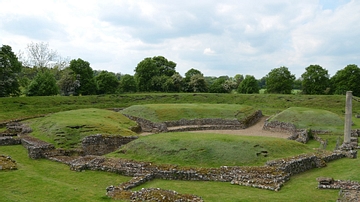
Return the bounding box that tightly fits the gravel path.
[192,116,290,139]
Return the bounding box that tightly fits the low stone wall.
[266,151,346,176]
[124,110,263,133]
[262,120,296,135]
[123,115,168,133]
[82,134,138,155]
[0,137,21,146]
[21,136,56,159]
[65,149,351,194]
[107,186,204,202]
[317,178,360,201]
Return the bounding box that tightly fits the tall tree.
[95,70,119,94]
[23,42,59,68]
[237,75,259,94]
[183,68,207,92]
[266,66,295,94]
[0,45,22,97]
[57,68,80,96]
[26,69,58,96]
[119,74,137,93]
[209,77,228,93]
[301,65,330,95]
[69,58,97,95]
[134,56,177,92]
[331,64,360,96]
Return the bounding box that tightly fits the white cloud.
[203,48,215,55]
[0,0,359,78]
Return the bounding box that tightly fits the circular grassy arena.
[106,132,315,168]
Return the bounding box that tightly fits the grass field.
[107,132,316,167]
[0,145,131,202]
[121,104,256,123]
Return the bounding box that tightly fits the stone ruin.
[1,104,359,201]
[0,154,17,171]
[123,110,263,133]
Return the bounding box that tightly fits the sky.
[1,0,359,79]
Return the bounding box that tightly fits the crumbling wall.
[0,137,21,146]
[82,134,138,155]
[262,119,296,134]
[21,136,56,159]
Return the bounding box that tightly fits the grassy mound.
[106,132,314,167]
[25,108,138,149]
[121,104,256,123]
[268,107,344,133]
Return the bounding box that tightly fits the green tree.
[171,73,183,92]
[266,66,295,94]
[183,68,207,92]
[26,70,58,96]
[209,77,228,93]
[0,45,22,97]
[258,76,266,89]
[134,56,177,92]
[234,74,244,88]
[95,70,119,94]
[301,65,330,94]
[57,68,80,96]
[188,74,207,92]
[331,64,360,96]
[119,74,137,93]
[238,75,259,94]
[69,58,97,95]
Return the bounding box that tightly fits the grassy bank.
[1,93,360,123]
[121,104,256,122]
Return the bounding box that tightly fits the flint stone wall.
[82,134,138,155]
[262,119,296,134]
[0,137,21,146]
[21,136,56,159]
[317,178,360,201]
[266,151,346,176]
[67,150,349,192]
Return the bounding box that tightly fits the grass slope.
[2,93,360,123]
[107,132,314,167]
[0,145,131,202]
[25,108,138,149]
[121,104,256,123]
[268,107,344,133]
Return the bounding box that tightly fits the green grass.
[106,132,316,167]
[121,104,256,123]
[0,145,131,202]
[131,154,360,202]
[24,108,138,149]
[268,107,344,133]
[1,93,360,123]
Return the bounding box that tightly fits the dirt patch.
[140,117,290,139]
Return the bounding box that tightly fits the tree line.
[1,42,360,97]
